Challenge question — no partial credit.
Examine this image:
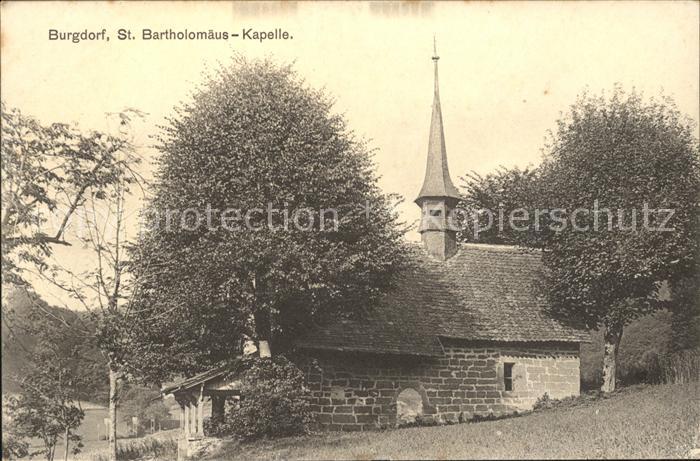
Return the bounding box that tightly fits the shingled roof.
[161,366,230,395]
[300,243,589,357]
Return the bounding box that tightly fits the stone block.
[356,414,377,424]
[332,414,356,424]
[354,406,373,414]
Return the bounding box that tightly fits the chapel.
[165,46,588,436]
[295,45,588,430]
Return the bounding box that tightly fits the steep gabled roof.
[300,243,589,356]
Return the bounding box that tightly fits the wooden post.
[191,399,197,435]
[197,400,204,436]
[179,401,185,436]
[198,384,205,436]
[188,401,193,436]
[184,402,190,437]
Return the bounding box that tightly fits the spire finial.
[432,35,440,95]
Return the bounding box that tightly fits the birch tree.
[41,111,150,461]
[3,104,149,461]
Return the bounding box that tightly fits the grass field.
[204,382,700,460]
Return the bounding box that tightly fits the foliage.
[457,166,542,245]
[537,88,699,325]
[128,56,408,381]
[669,272,700,351]
[532,392,553,410]
[612,347,700,386]
[658,348,700,384]
[460,89,699,329]
[89,437,178,461]
[0,102,136,286]
[533,386,628,412]
[1,412,30,460]
[3,328,87,461]
[212,356,314,441]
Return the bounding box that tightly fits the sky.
[2,1,699,309]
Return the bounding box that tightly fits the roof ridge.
[406,240,537,252]
[458,242,536,252]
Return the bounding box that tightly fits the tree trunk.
[46,436,56,461]
[46,442,55,461]
[108,367,118,461]
[601,323,623,392]
[251,273,272,357]
[63,426,69,461]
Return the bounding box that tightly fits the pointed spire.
[416,38,461,204]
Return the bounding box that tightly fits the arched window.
[396,388,423,426]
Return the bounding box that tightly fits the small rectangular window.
[429,209,442,217]
[504,362,514,391]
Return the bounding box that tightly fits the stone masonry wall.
[303,340,580,431]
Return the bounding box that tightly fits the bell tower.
[415,39,461,261]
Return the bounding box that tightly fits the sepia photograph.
[1,1,699,460]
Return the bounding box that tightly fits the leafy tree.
[39,110,148,461]
[128,56,408,381]
[3,104,149,461]
[535,87,700,392]
[1,102,132,286]
[4,328,86,461]
[457,91,700,391]
[456,166,541,245]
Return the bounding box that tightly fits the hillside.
[204,382,700,460]
[3,285,73,392]
[1,285,108,401]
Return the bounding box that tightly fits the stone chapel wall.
[303,340,580,431]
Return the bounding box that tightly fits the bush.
[660,348,700,384]
[2,429,29,460]
[616,348,700,386]
[212,355,315,441]
[90,438,177,461]
[533,392,554,411]
[533,389,615,412]
[618,349,664,386]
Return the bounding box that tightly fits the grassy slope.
[206,382,700,460]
